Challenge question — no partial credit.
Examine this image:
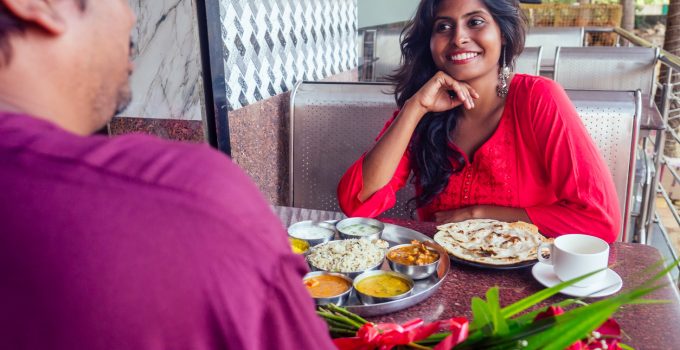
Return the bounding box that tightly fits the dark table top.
[274,207,680,348]
[374,218,680,349]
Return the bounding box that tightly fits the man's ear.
[1,0,66,35]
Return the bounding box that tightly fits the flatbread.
[434,219,547,265]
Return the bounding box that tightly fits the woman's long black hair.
[387,0,527,210]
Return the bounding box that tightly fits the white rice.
[307,239,388,273]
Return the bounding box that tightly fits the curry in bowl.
[304,274,351,298]
[387,240,439,266]
[355,274,411,298]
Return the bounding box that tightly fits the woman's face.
[429,0,503,84]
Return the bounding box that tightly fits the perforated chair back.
[289,82,414,218]
[565,89,641,241]
[554,46,659,97]
[515,47,542,75]
[526,27,584,71]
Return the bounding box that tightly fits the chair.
[554,46,660,241]
[372,28,402,81]
[554,46,659,98]
[564,89,641,241]
[515,46,543,75]
[289,81,414,219]
[289,82,640,240]
[526,27,584,74]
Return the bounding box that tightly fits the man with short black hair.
[0,1,333,349]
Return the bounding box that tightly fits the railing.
[614,27,680,281]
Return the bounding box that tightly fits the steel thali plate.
[332,222,451,317]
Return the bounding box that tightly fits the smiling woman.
[337,0,621,243]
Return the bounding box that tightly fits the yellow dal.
[289,237,309,254]
[356,274,411,298]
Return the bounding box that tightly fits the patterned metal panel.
[220,0,357,110]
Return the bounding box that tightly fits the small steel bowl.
[288,237,310,255]
[353,270,414,305]
[303,271,353,306]
[386,243,441,280]
[307,240,386,279]
[288,220,336,246]
[336,217,385,241]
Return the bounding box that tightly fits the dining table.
[273,205,680,349]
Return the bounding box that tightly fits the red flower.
[533,306,622,350]
[432,317,469,350]
[333,317,469,350]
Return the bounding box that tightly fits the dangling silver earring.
[496,46,510,98]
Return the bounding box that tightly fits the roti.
[434,219,547,265]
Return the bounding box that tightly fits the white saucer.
[531,262,623,298]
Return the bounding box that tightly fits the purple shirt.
[0,113,334,349]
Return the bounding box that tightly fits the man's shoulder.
[1,114,260,209]
[97,133,253,201]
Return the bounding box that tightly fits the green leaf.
[510,298,586,326]
[471,297,494,336]
[464,282,666,349]
[486,287,501,309]
[619,343,635,350]
[500,267,607,319]
[453,260,680,350]
[522,281,669,350]
[485,287,510,335]
[524,303,619,350]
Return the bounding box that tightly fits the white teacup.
[538,234,609,287]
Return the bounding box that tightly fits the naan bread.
[434,219,547,265]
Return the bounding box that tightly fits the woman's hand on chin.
[408,71,479,114]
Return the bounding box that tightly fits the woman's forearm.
[434,205,531,223]
[359,100,426,201]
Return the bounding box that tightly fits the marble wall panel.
[120,0,205,122]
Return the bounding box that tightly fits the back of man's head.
[0,1,85,66]
[0,0,134,135]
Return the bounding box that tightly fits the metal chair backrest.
[554,46,659,97]
[564,89,641,241]
[526,27,584,71]
[290,83,640,239]
[289,82,414,218]
[373,28,402,82]
[515,46,543,75]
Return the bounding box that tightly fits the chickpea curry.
[388,240,439,266]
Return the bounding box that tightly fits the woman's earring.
[496,46,510,98]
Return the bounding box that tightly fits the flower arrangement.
[318,261,678,350]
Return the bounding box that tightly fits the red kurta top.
[337,74,620,243]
